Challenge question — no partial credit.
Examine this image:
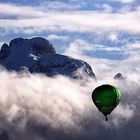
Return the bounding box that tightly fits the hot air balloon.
[92,84,121,121]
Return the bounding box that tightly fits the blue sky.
[0,0,140,77]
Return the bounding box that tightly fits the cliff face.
[0,37,96,80]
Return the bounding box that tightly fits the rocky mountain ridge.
[0,37,96,80]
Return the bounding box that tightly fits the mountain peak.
[114,73,124,80]
[0,37,96,80]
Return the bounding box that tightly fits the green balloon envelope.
[92,84,121,120]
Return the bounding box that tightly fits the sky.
[0,0,140,77]
[0,0,140,140]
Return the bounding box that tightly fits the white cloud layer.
[65,39,123,58]
[47,34,69,41]
[112,0,135,3]
[0,3,140,35]
[0,3,46,18]
[0,67,139,139]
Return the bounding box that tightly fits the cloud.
[108,32,119,42]
[126,41,140,49]
[47,34,69,41]
[0,66,139,139]
[112,0,135,4]
[0,3,46,18]
[0,70,92,139]
[95,4,113,12]
[39,1,86,11]
[122,41,140,57]
[65,39,94,55]
[0,1,85,19]
[102,4,113,12]
[0,3,140,35]
[65,39,125,62]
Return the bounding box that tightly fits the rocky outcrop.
[0,43,10,59]
[114,73,124,80]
